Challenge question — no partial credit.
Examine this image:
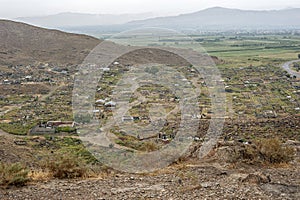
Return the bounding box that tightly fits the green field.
[111,33,300,66]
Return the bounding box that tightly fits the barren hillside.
[0,20,222,67]
[0,20,101,65]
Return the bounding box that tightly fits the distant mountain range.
[15,12,157,28]
[13,7,300,34]
[127,7,300,30]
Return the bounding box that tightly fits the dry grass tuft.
[40,152,88,179]
[0,162,30,188]
[240,138,295,164]
[28,170,52,182]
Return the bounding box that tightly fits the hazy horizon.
[1,0,300,19]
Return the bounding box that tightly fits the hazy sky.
[1,0,300,18]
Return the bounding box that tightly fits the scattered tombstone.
[122,116,134,122]
[158,132,162,139]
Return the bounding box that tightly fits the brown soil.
[0,20,101,66]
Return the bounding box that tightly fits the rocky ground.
[0,162,299,200]
[0,134,299,200]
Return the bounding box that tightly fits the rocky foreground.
[0,132,299,199]
[1,159,299,200]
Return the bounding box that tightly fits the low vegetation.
[40,152,88,179]
[239,138,295,164]
[0,122,33,135]
[55,126,76,133]
[114,130,159,152]
[0,162,30,188]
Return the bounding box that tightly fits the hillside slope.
[0,19,222,67]
[0,20,101,65]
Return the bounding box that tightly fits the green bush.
[55,126,76,133]
[0,162,30,188]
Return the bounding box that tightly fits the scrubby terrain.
[0,132,299,199]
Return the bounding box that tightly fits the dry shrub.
[29,170,51,181]
[41,152,88,179]
[139,141,159,152]
[0,162,30,188]
[241,138,295,164]
[255,138,295,163]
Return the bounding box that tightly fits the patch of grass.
[56,137,99,164]
[114,131,159,152]
[0,162,30,188]
[0,122,33,135]
[40,152,88,179]
[29,170,51,182]
[55,126,76,133]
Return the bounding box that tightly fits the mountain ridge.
[127,7,300,29]
[15,12,157,28]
